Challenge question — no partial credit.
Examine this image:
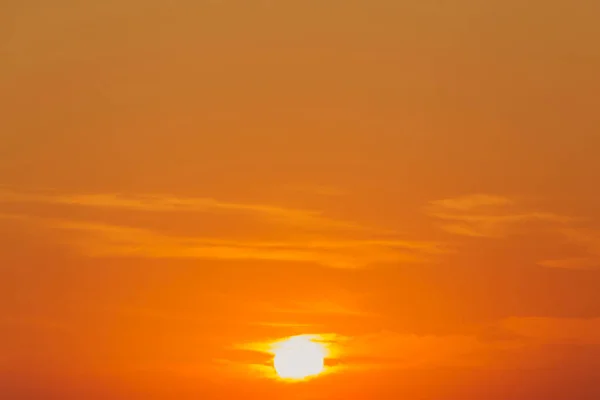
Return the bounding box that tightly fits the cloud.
[1,213,443,269]
[539,228,600,270]
[344,317,600,367]
[0,190,361,232]
[427,195,598,270]
[429,194,514,211]
[0,188,450,268]
[560,227,600,253]
[426,194,573,237]
[499,317,600,345]
[538,257,599,270]
[236,330,507,373]
[71,225,440,268]
[227,315,600,377]
[334,331,491,369]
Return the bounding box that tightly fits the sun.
[272,335,326,381]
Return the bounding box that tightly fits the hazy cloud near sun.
[231,316,600,373]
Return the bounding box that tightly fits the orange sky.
[1,1,600,399]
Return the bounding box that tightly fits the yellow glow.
[272,335,326,381]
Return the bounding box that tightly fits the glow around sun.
[272,335,326,381]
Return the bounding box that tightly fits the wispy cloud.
[0,190,360,232]
[429,194,514,211]
[58,220,440,268]
[426,194,600,270]
[499,317,600,345]
[232,316,600,375]
[336,331,493,369]
[539,228,600,270]
[426,194,574,237]
[0,207,443,268]
[538,257,599,270]
[559,227,600,251]
[235,329,511,374]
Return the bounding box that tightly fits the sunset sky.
[2,1,600,399]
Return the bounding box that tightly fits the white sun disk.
[273,336,325,380]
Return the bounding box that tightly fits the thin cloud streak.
[539,228,600,270]
[426,194,574,237]
[69,229,438,269]
[538,258,599,271]
[429,194,514,211]
[499,317,600,345]
[231,317,600,375]
[1,213,443,268]
[0,190,364,232]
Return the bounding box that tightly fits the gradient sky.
[2,1,600,399]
